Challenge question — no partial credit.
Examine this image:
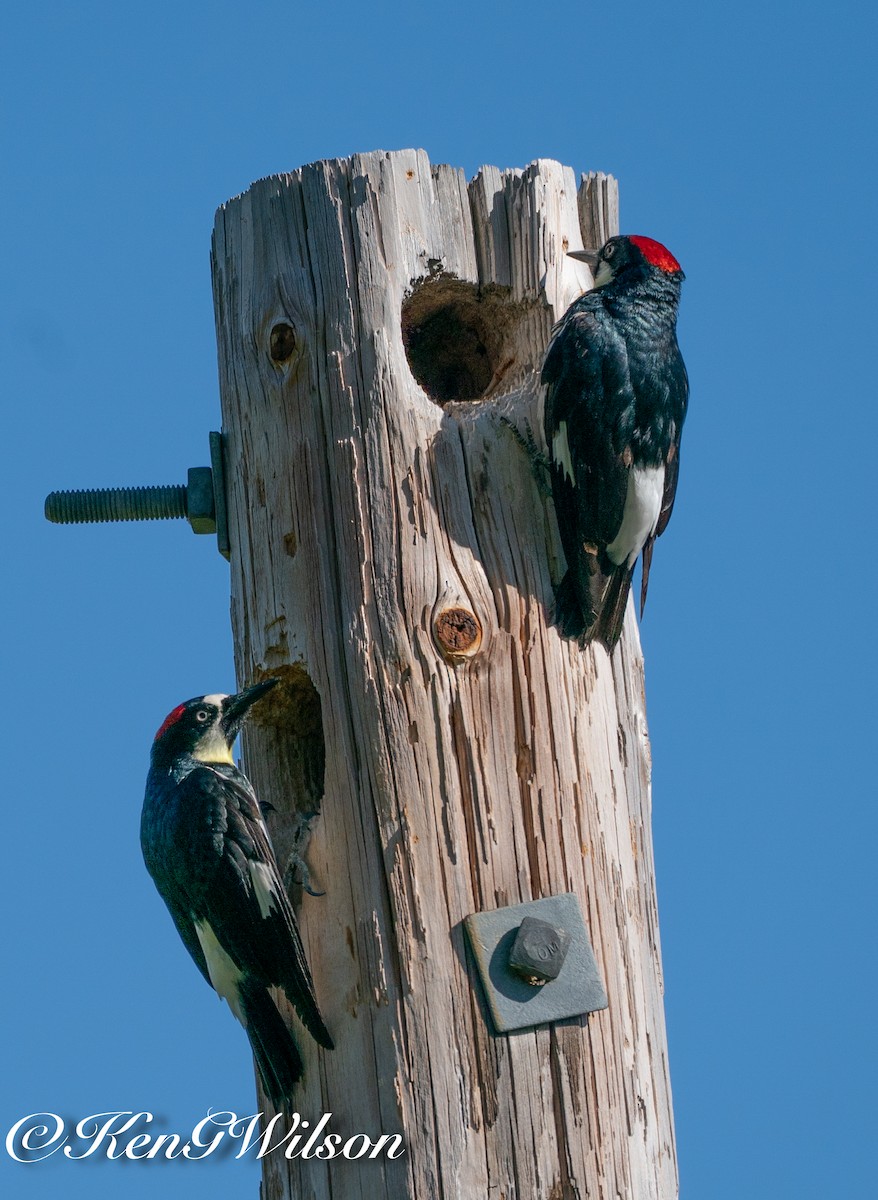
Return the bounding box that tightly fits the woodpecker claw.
[500,416,552,496]
[282,810,326,898]
[283,851,325,897]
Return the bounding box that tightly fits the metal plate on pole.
[464,894,608,1034]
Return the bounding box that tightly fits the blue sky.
[2,1,876,1196]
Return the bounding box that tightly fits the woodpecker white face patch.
[606,465,664,568]
[552,421,576,484]
[191,699,234,765]
[191,721,235,765]
[593,259,615,288]
[249,860,280,919]
[194,920,244,1023]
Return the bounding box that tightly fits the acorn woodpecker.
[140,680,333,1104]
[542,234,688,649]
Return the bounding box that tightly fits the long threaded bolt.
[45,484,188,525]
[43,433,230,560]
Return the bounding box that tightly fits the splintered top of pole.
[212,151,618,400]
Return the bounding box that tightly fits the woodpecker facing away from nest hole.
[542,234,689,649]
[140,679,333,1105]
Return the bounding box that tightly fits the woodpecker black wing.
[542,297,636,645]
[637,347,688,614]
[142,760,332,1053]
[141,781,215,986]
[182,762,333,1049]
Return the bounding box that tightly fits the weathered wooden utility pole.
[211,150,676,1200]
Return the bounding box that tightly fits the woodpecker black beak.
[568,248,600,269]
[221,679,279,741]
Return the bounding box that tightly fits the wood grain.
[211,150,676,1199]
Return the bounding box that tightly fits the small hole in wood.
[270,322,297,364]
[402,277,515,404]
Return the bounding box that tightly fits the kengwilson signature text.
[6,1110,406,1163]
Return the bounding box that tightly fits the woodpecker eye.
[604,241,617,259]
[195,710,210,722]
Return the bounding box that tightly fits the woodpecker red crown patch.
[628,235,682,273]
[155,703,186,741]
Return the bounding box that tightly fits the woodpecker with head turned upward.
[140,679,333,1105]
[542,234,689,650]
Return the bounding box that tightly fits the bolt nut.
[508,916,571,986]
[186,467,216,534]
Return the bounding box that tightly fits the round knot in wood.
[269,322,297,364]
[434,607,482,661]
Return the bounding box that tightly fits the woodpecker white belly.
[606,464,665,568]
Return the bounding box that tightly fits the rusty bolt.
[434,607,482,661]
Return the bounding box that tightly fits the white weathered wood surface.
[211,151,676,1200]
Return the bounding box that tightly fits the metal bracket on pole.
[44,430,231,560]
[464,894,608,1034]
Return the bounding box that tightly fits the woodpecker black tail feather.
[593,566,634,651]
[553,561,633,651]
[640,536,655,616]
[553,569,588,640]
[283,977,334,1051]
[239,979,305,1106]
